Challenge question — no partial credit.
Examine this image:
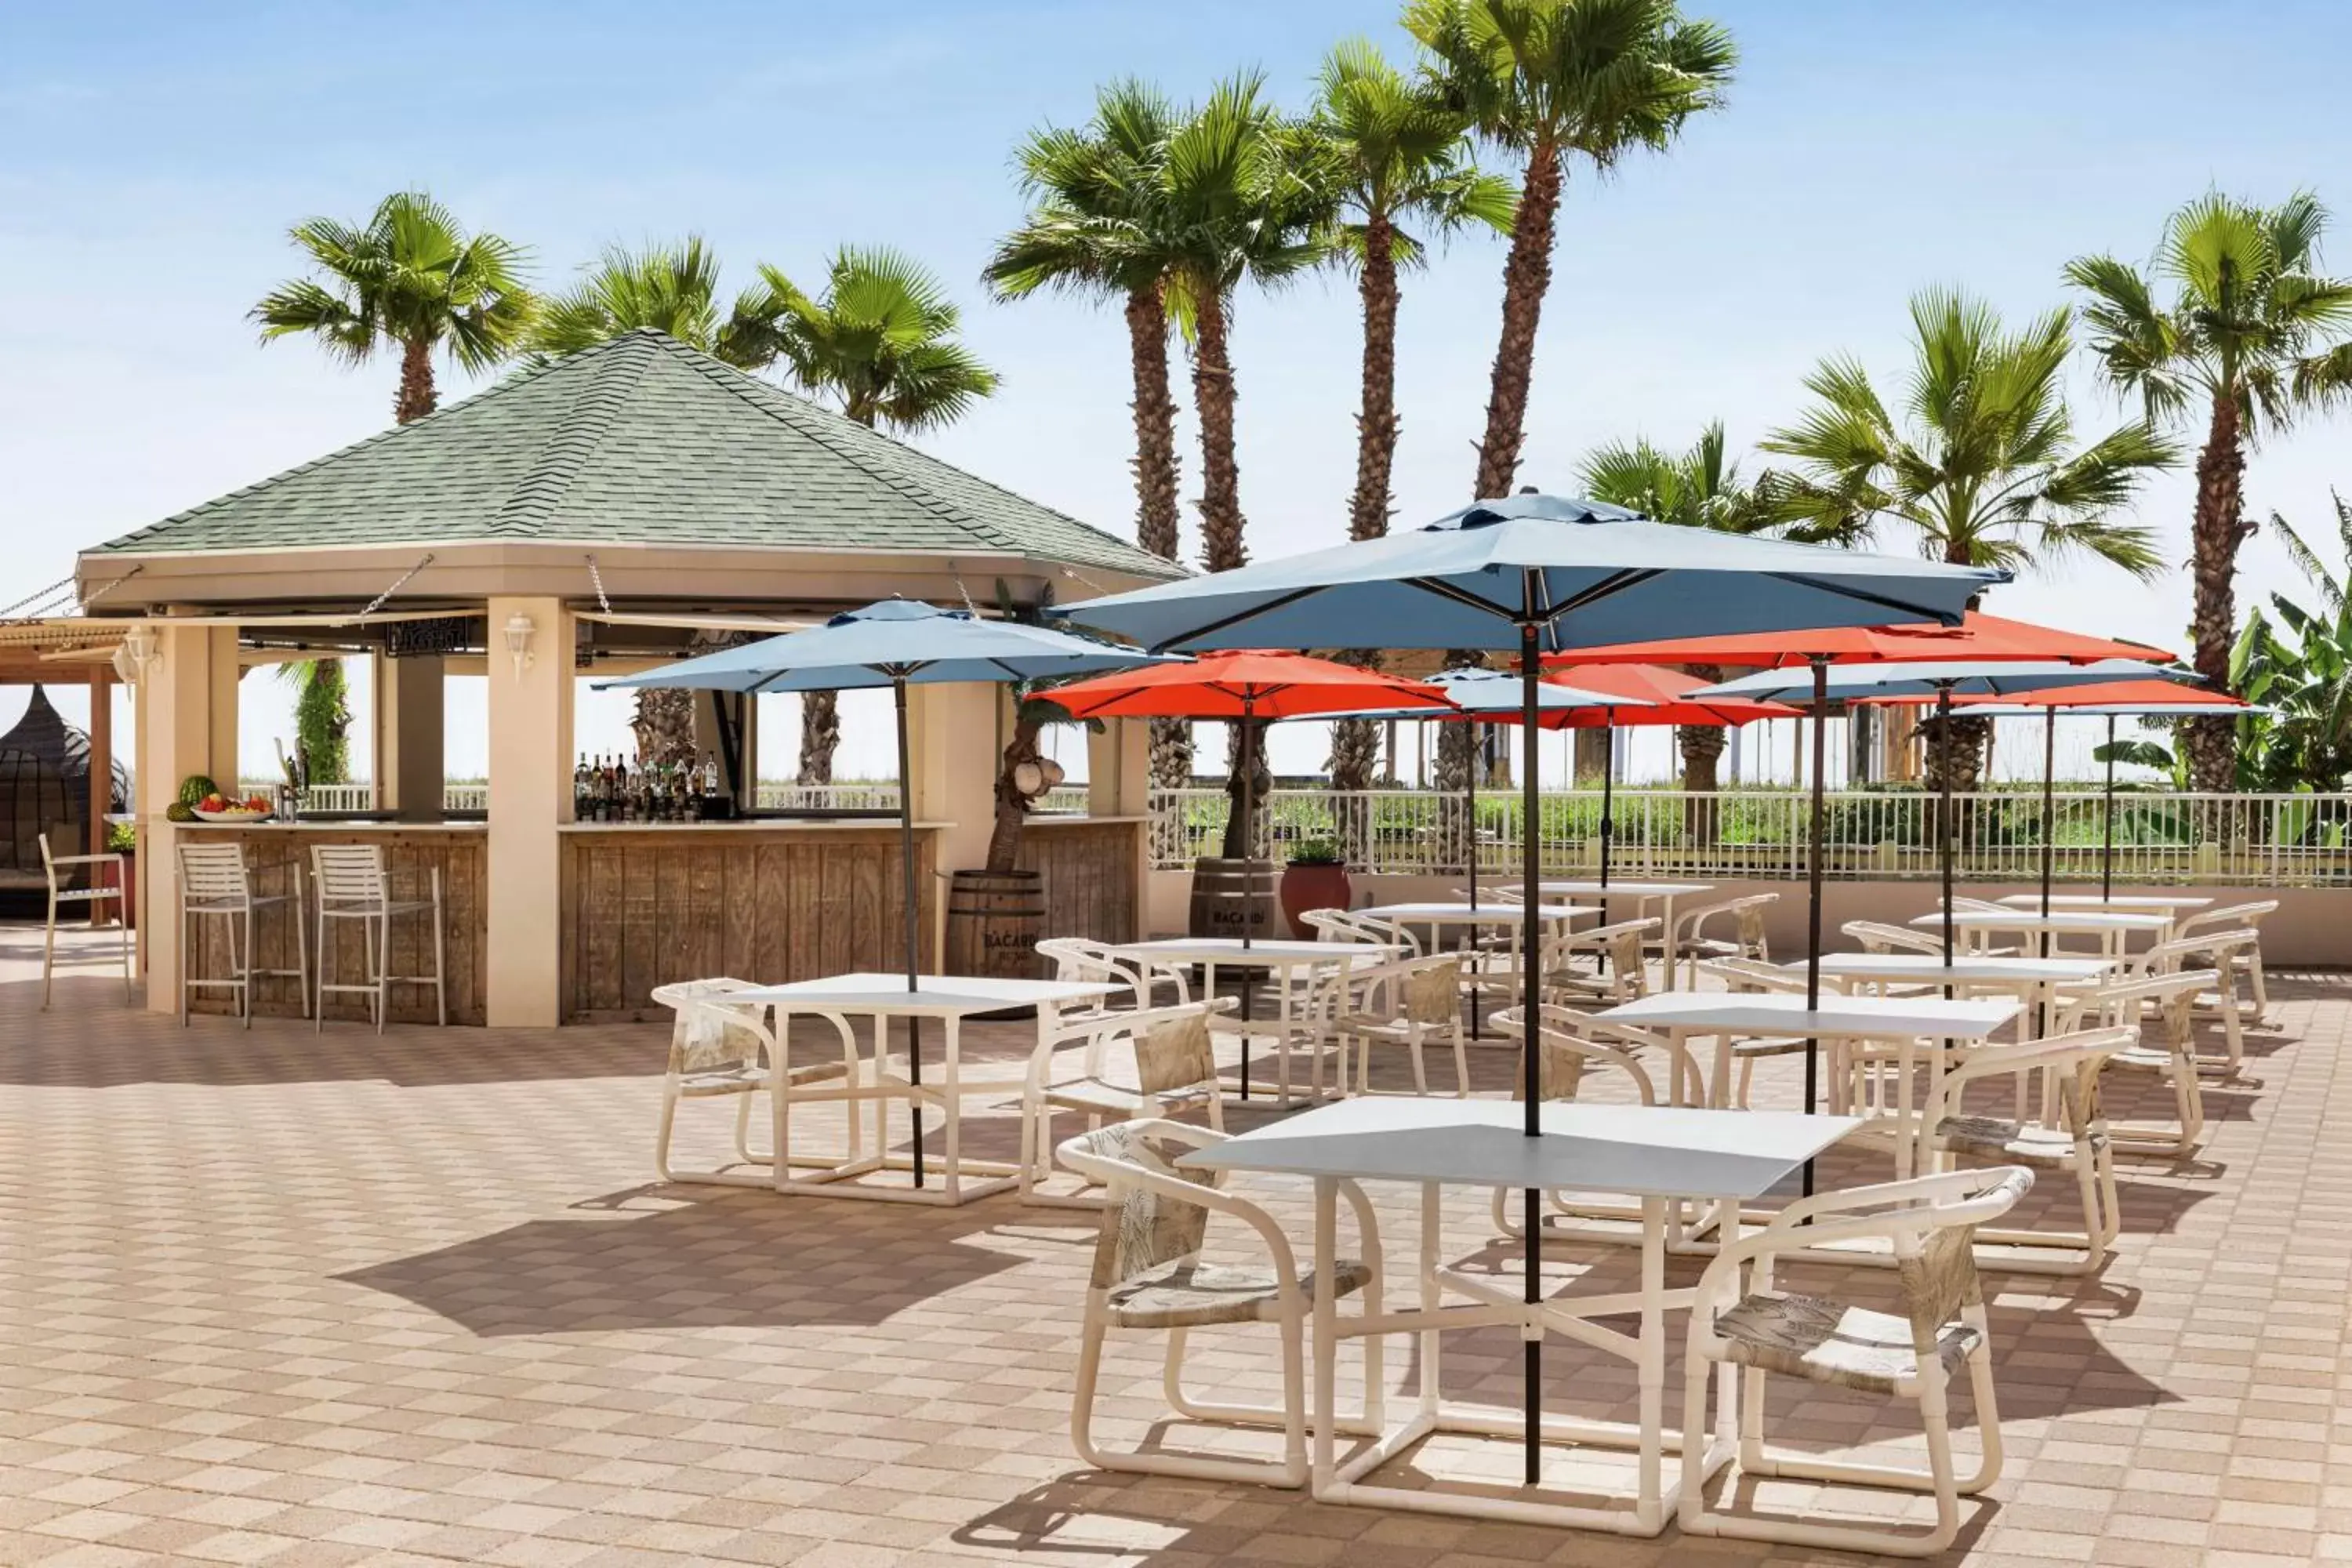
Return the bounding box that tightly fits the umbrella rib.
[1399,576,1515,622]
[1764,573,1966,627]
[1148,586,1326,651]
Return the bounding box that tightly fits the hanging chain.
[585,553,612,613]
[360,553,436,617]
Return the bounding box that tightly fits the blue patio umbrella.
[1694,659,2195,965]
[1054,492,2004,1484]
[600,599,1173,1186]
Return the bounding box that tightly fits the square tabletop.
[1915,909,2170,933]
[1594,989,2020,1040]
[730,973,1115,1015]
[1803,953,2113,985]
[1109,938,1391,967]
[1356,901,1595,924]
[1517,880,1714,898]
[1994,894,2212,912]
[1179,1096,1857,1200]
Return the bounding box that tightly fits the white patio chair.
[1922,1026,2132,1275]
[1846,918,2020,961]
[1537,916,1660,1005]
[38,832,130,1010]
[1486,1003,1665,1236]
[649,977,857,1187]
[175,840,307,1027]
[1058,1119,1384,1488]
[1036,936,1180,1019]
[2174,901,2274,1025]
[2103,931,2251,1073]
[310,844,445,1032]
[1330,953,1468,1096]
[1679,1167,2031,1557]
[1693,958,1816,1109]
[1671,891,1777,988]
[2054,969,2216,1156]
[1022,999,1232,1205]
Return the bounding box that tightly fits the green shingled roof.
[90,329,1184,581]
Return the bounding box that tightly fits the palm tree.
[2067,191,2352,788]
[988,79,1187,563]
[735,247,1001,782]
[253,190,533,425]
[1764,288,2180,785]
[986,82,1197,811]
[1577,421,1766,808]
[1154,71,1326,858]
[528,238,789,764]
[1304,42,1517,813]
[1406,0,1736,501]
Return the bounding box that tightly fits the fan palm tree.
[1764,289,2180,786]
[1577,421,1766,805]
[1152,72,1326,857]
[1406,0,1736,501]
[1304,42,1518,811]
[253,190,534,425]
[734,248,1001,782]
[2066,190,2352,788]
[986,82,1197,808]
[987,80,1187,563]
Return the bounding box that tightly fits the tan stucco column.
[485,597,572,1025]
[140,622,239,1014]
[1087,717,1150,817]
[906,681,1001,969]
[377,654,445,819]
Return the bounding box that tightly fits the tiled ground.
[3,927,2348,1566]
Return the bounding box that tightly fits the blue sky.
[3,0,2348,782]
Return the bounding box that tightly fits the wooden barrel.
[945,868,1047,981]
[1188,856,1278,940]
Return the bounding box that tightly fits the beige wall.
[1144,867,2343,967]
[138,622,239,1012]
[484,597,572,1025]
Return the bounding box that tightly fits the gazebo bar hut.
[74,331,1175,1025]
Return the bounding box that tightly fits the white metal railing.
[753,782,1092,815]
[1149,786,2352,887]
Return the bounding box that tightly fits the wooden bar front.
[560,822,940,1022]
[176,825,489,1025]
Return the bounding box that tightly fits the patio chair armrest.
[45,852,121,868]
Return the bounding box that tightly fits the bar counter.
[176,821,488,1025]
[559,819,946,1022]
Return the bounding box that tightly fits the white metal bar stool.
[310,844,445,1032]
[176,841,308,1027]
[38,833,131,1009]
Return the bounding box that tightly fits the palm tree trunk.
[1327,218,1404,847]
[1127,281,1192,798]
[1472,140,1563,500]
[985,708,1047,874]
[1126,283,1182,561]
[1192,289,1247,573]
[2186,392,2250,791]
[1678,665,1725,845]
[797,692,840,786]
[1434,720,1477,876]
[631,690,698,770]
[395,337,437,425]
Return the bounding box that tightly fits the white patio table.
[1180,1096,1858,1534]
[1592,990,2019,1176]
[1103,936,1396,1102]
[730,973,1113,1207]
[1487,880,1715,989]
[1992,893,2209,942]
[1356,902,1599,1038]
[1915,907,2170,962]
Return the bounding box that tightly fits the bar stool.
[176,841,309,1026]
[38,833,131,1010]
[310,844,445,1032]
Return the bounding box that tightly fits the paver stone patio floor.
[3,927,2349,1566]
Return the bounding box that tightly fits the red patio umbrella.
[1539,663,1798,886]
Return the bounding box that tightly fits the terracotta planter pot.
[1279,862,1351,938]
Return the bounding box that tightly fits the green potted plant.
[1279,837,1350,938]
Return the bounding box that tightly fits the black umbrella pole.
[1239,705,1255,1098]
[2102,716,2117,901]
[2038,706,2056,1040]
[1938,688,1955,969]
[1519,622,1543,1486]
[1802,659,1828,1197]
[1599,716,1615,889]
[895,678,924,1189]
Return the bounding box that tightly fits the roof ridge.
[648,339,1024,554]
[488,336,655,537]
[92,350,578,554]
